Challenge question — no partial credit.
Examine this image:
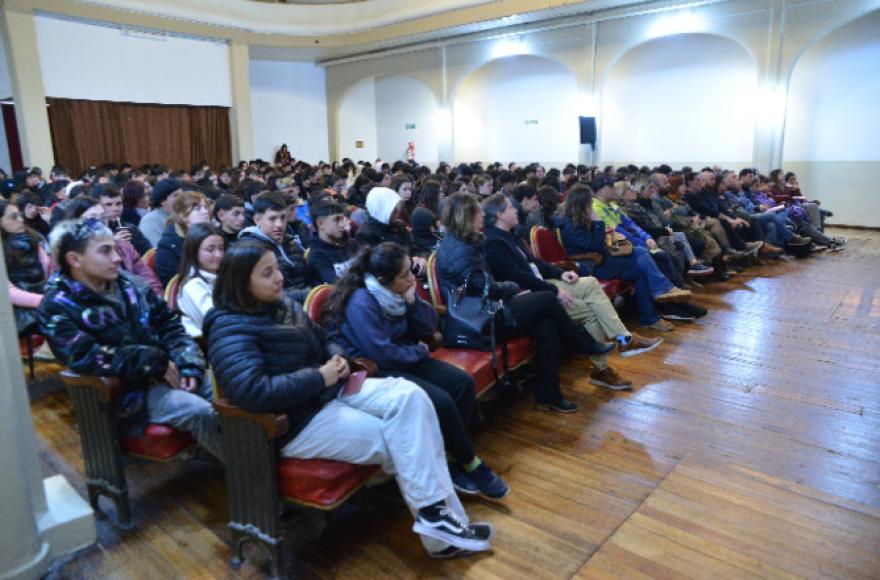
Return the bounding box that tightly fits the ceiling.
[24,0,655,61]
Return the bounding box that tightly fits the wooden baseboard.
[826,224,880,231]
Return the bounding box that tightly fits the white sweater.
[177,270,216,337]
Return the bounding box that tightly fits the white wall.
[375,75,439,165]
[783,10,880,227]
[34,15,231,106]
[250,59,329,164]
[453,55,579,164]
[601,34,757,166]
[337,77,378,162]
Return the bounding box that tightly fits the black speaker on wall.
[579,116,597,146]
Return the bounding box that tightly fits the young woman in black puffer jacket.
[204,241,495,558]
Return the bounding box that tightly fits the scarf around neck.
[364,273,406,317]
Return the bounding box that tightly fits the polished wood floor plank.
[29,227,880,578]
[575,456,880,580]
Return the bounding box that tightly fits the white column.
[0,247,95,579]
[228,40,254,163]
[0,5,55,170]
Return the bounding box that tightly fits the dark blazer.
[483,226,562,295]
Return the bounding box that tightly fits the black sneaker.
[428,546,476,559]
[676,301,708,319]
[413,505,494,551]
[658,303,696,321]
[449,464,480,496]
[468,463,510,501]
[535,399,580,413]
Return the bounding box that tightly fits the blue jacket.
[334,288,436,370]
[555,216,607,275]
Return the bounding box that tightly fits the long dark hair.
[321,242,409,327]
[176,223,224,298]
[213,241,274,313]
[1,199,42,270]
[415,179,441,215]
[563,183,594,226]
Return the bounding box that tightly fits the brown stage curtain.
[47,98,231,176]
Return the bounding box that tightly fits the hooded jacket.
[238,226,313,299]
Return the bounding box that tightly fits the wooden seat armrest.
[213,399,289,440]
[352,357,378,377]
[60,371,123,400]
[435,305,447,317]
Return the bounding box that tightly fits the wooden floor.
[30,226,880,579]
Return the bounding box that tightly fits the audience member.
[2,199,50,334]
[307,198,358,284]
[176,223,225,337]
[324,241,509,500]
[238,191,313,302]
[99,186,152,255]
[40,218,222,459]
[140,178,183,247]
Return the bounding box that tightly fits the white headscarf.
[365,187,401,225]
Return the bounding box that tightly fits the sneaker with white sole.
[413,504,494,552]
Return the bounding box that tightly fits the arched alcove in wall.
[337,74,440,164]
[601,33,757,166]
[782,9,880,226]
[337,77,378,162]
[452,54,579,164]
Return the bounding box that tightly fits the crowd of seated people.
[0,154,845,560]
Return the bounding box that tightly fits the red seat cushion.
[531,227,568,263]
[431,337,534,397]
[598,278,634,299]
[122,424,195,460]
[278,458,380,508]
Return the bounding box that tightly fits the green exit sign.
[524,119,538,125]
[405,123,416,130]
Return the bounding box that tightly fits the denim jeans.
[147,374,222,460]
[593,246,673,326]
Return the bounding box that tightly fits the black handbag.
[442,269,511,383]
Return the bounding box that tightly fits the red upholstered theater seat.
[431,337,534,397]
[122,424,195,460]
[530,226,569,264]
[278,458,381,509]
[598,278,633,299]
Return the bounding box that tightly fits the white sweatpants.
[280,376,467,553]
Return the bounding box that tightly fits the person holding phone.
[97,186,152,255]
